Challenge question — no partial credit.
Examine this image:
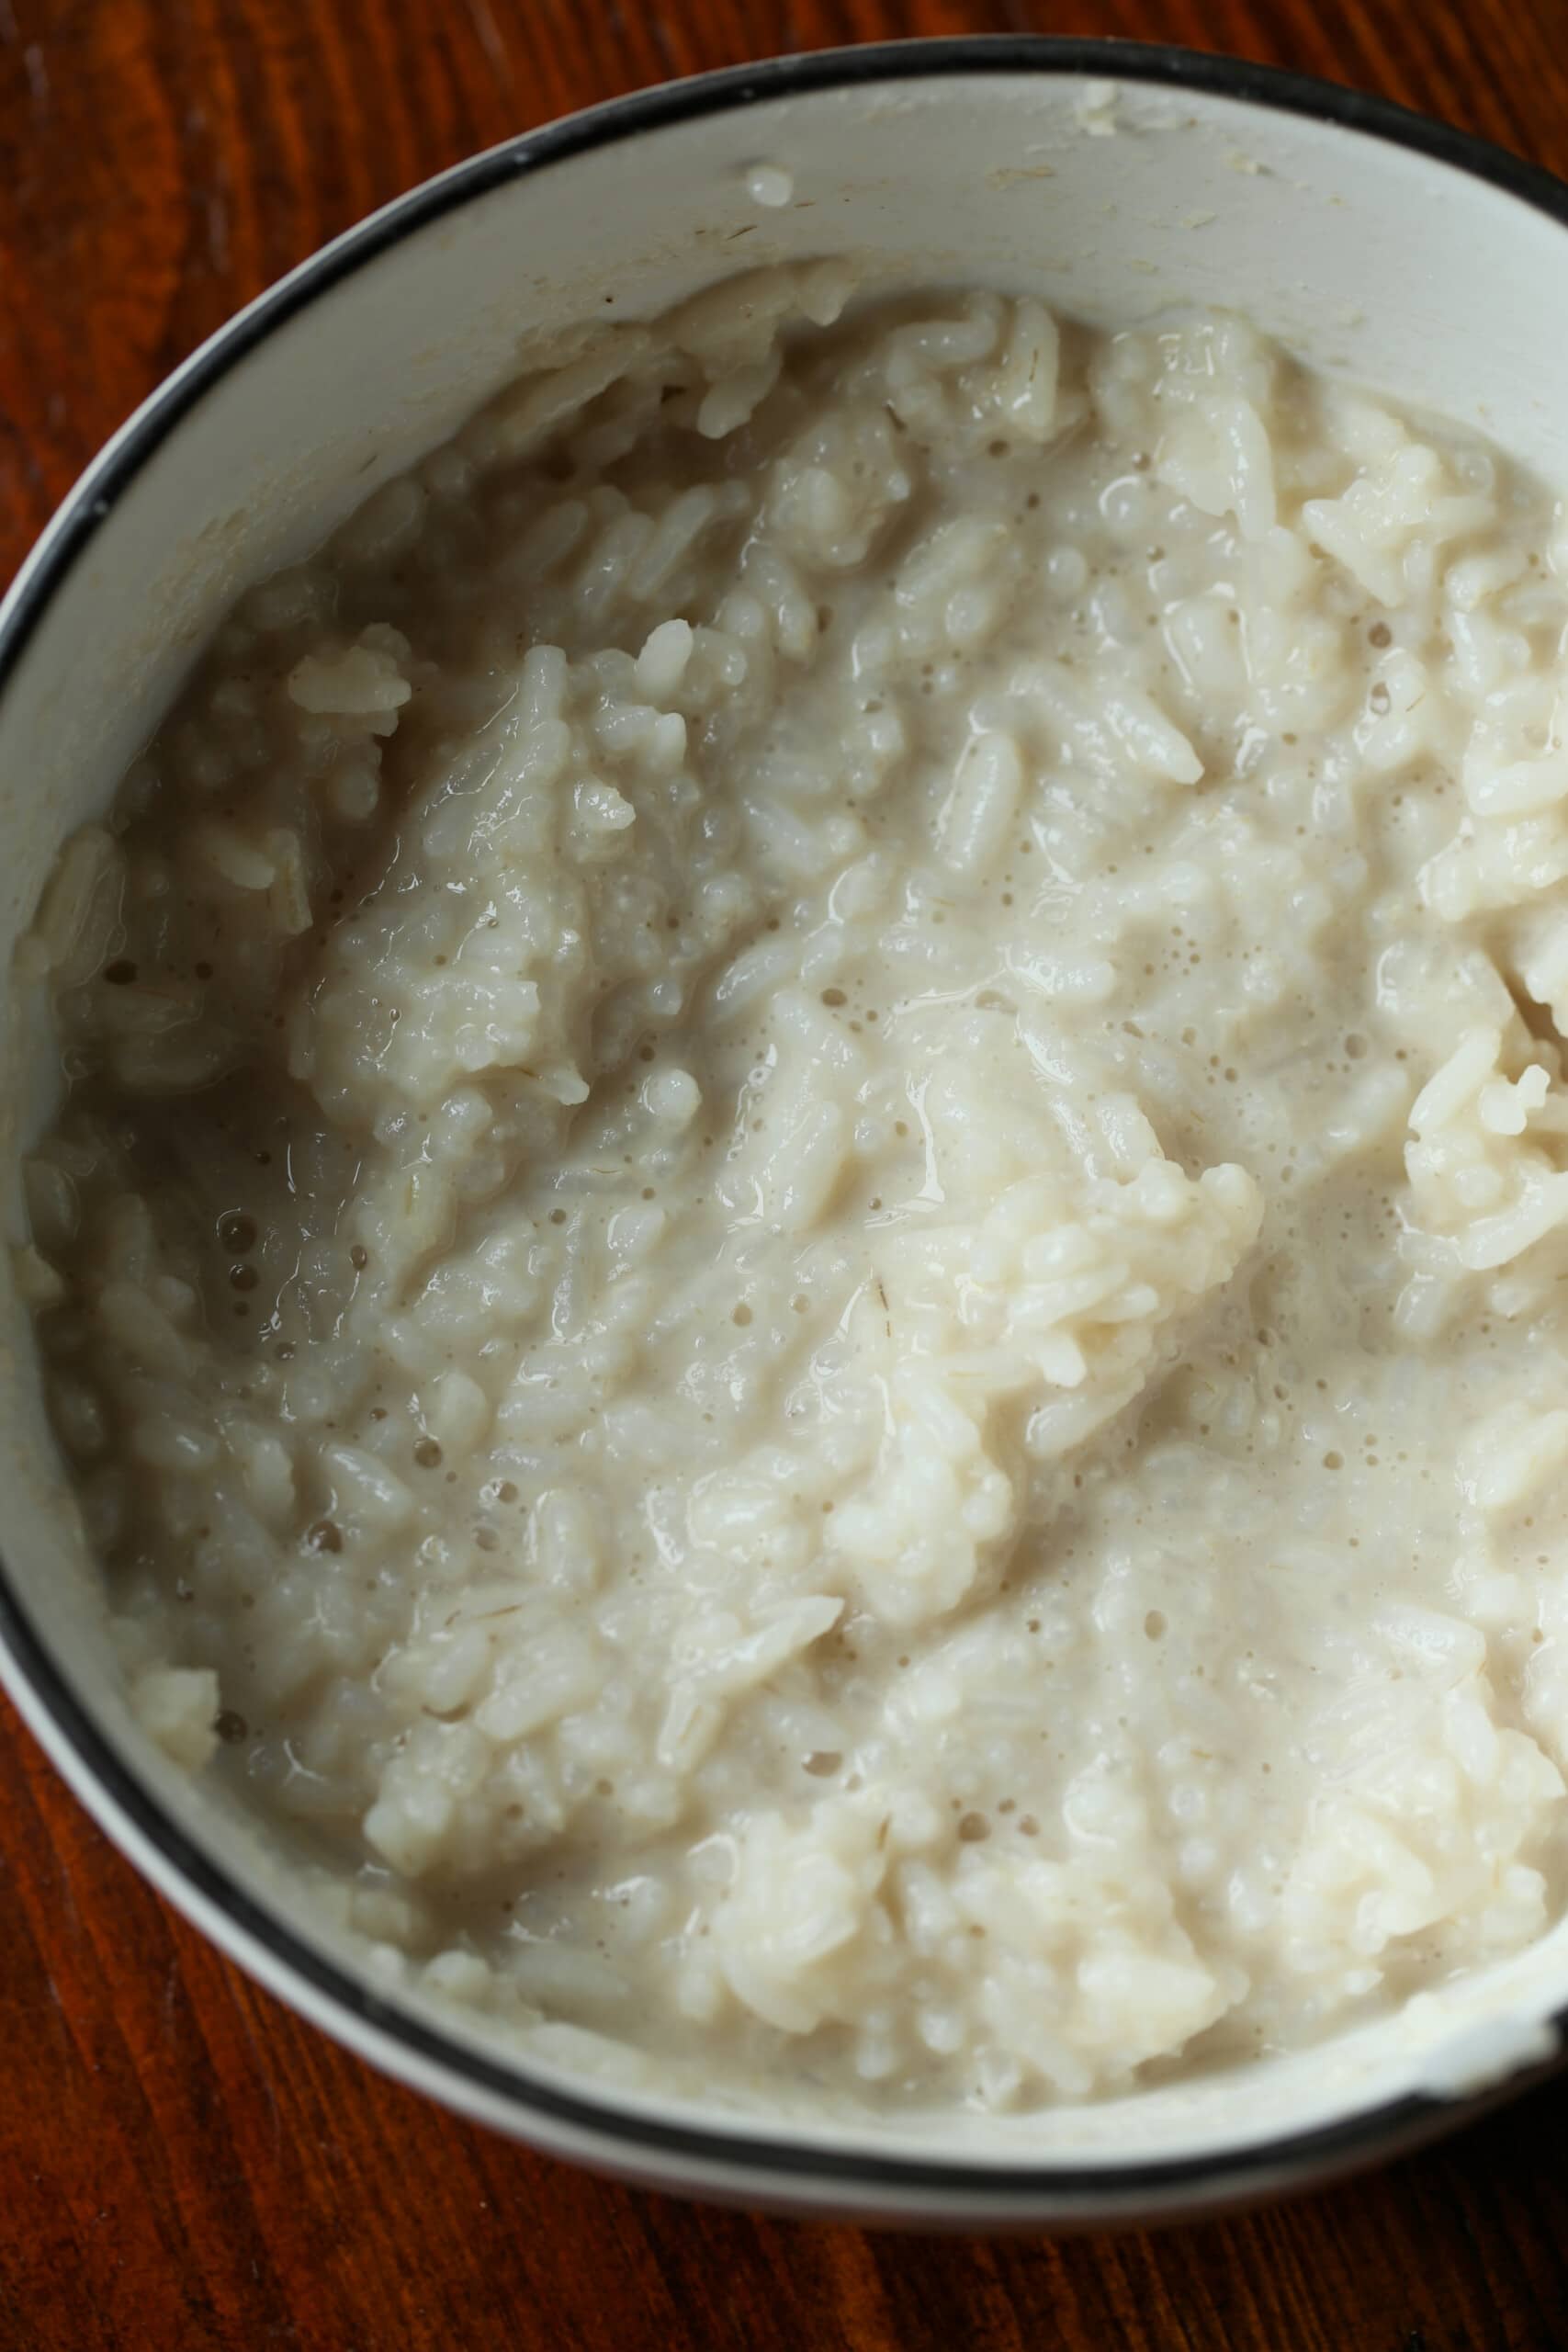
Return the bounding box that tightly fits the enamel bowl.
[5,39,1568,2224]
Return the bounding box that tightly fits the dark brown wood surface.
[4,4,1568,2346]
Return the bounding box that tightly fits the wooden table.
[4,3,1568,2346]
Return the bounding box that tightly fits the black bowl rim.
[4,33,1568,2218]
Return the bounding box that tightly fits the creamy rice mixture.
[19,265,1568,2111]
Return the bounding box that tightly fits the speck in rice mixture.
[19,262,1568,2111]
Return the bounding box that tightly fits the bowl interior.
[4,51,1568,2199]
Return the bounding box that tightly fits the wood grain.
[4,3,1568,2346]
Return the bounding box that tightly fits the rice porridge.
[19,265,1568,2112]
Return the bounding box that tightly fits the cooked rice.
[18,266,1568,2111]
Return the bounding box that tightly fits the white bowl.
[6,37,1568,2225]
